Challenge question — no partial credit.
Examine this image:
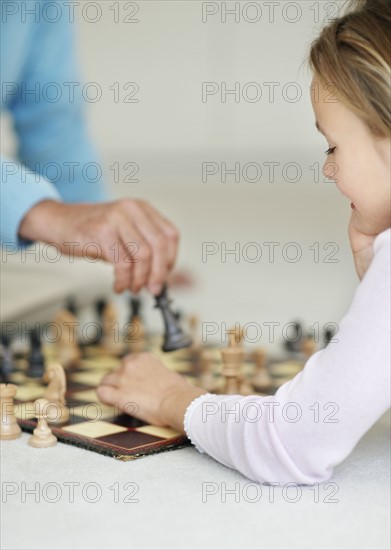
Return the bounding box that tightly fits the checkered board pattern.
[9,340,304,460]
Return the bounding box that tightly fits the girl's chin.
[353,214,389,235]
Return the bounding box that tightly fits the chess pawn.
[28,398,57,448]
[199,350,218,392]
[43,363,70,424]
[220,346,244,394]
[252,347,272,393]
[0,384,22,440]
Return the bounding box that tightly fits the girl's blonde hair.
[308,0,391,137]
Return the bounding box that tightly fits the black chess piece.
[323,328,334,346]
[66,297,78,316]
[94,298,107,344]
[154,285,192,352]
[0,333,12,382]
[284,321,303,353]
[129,297,141,321]
[27,327,45,378]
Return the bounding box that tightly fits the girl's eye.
[325,147,336,155]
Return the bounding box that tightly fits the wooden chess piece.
[28,398,57,448]
[199,350,218,392]
[128,316,145,353]
[43,363,69,424]
[0,383,22,440]
[220,346,244,394]
[227,325,245,348]
[102,303,124,356]
[239,372,254,396]
[252,347,272,393]
[189,315,200,352]
[53,309,81,369]
[301,336,317,360]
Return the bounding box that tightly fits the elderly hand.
[19,198,179,294]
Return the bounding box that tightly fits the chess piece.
[0,334,13,383]
[65,297,78,316]
[188,315,200,351]
[53,309,81,369]
[239,370,254,396]
[227,325,245,348]
[94,298,107,344]
[301,336,317,359]
[102,303,123,356]
[126,296,144,352]
[43,363,70,424]
[284,321,303,353]
[252,347,272,393]
[28,398,57,448]
[199,350,218,392]
[27,327,45,378]
[323,328,334,347]
[0,383,22,440]
[128,316,145,353]
[154,285,192,352]
[129,297,142,322]
[220,346,244,394]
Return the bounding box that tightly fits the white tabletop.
[1,411,390,550]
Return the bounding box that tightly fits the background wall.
[1,1,356,350]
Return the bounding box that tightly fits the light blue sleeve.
[1,0,109,247]
[0,156,61,248]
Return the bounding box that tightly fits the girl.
[97,0,390,484]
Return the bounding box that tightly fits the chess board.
[9,338,304,461]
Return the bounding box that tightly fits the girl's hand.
[348,212,377,281]
[97,352,206,432]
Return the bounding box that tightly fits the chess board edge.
[17,418,191,461]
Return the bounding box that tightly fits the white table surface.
[1,411,390,550]
[1,183,389,549]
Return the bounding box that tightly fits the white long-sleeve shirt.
[184,228,391,485]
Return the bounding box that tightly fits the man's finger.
[121,203,169,294]
[141,201,180,271]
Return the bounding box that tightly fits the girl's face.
[310,74,391,236]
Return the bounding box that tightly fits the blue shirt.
[1,0,108,247]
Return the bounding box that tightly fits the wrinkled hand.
[19,199,179,294]
[97,353,206,431]
[348,212,377,281]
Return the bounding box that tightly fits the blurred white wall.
[77,0,343,157]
